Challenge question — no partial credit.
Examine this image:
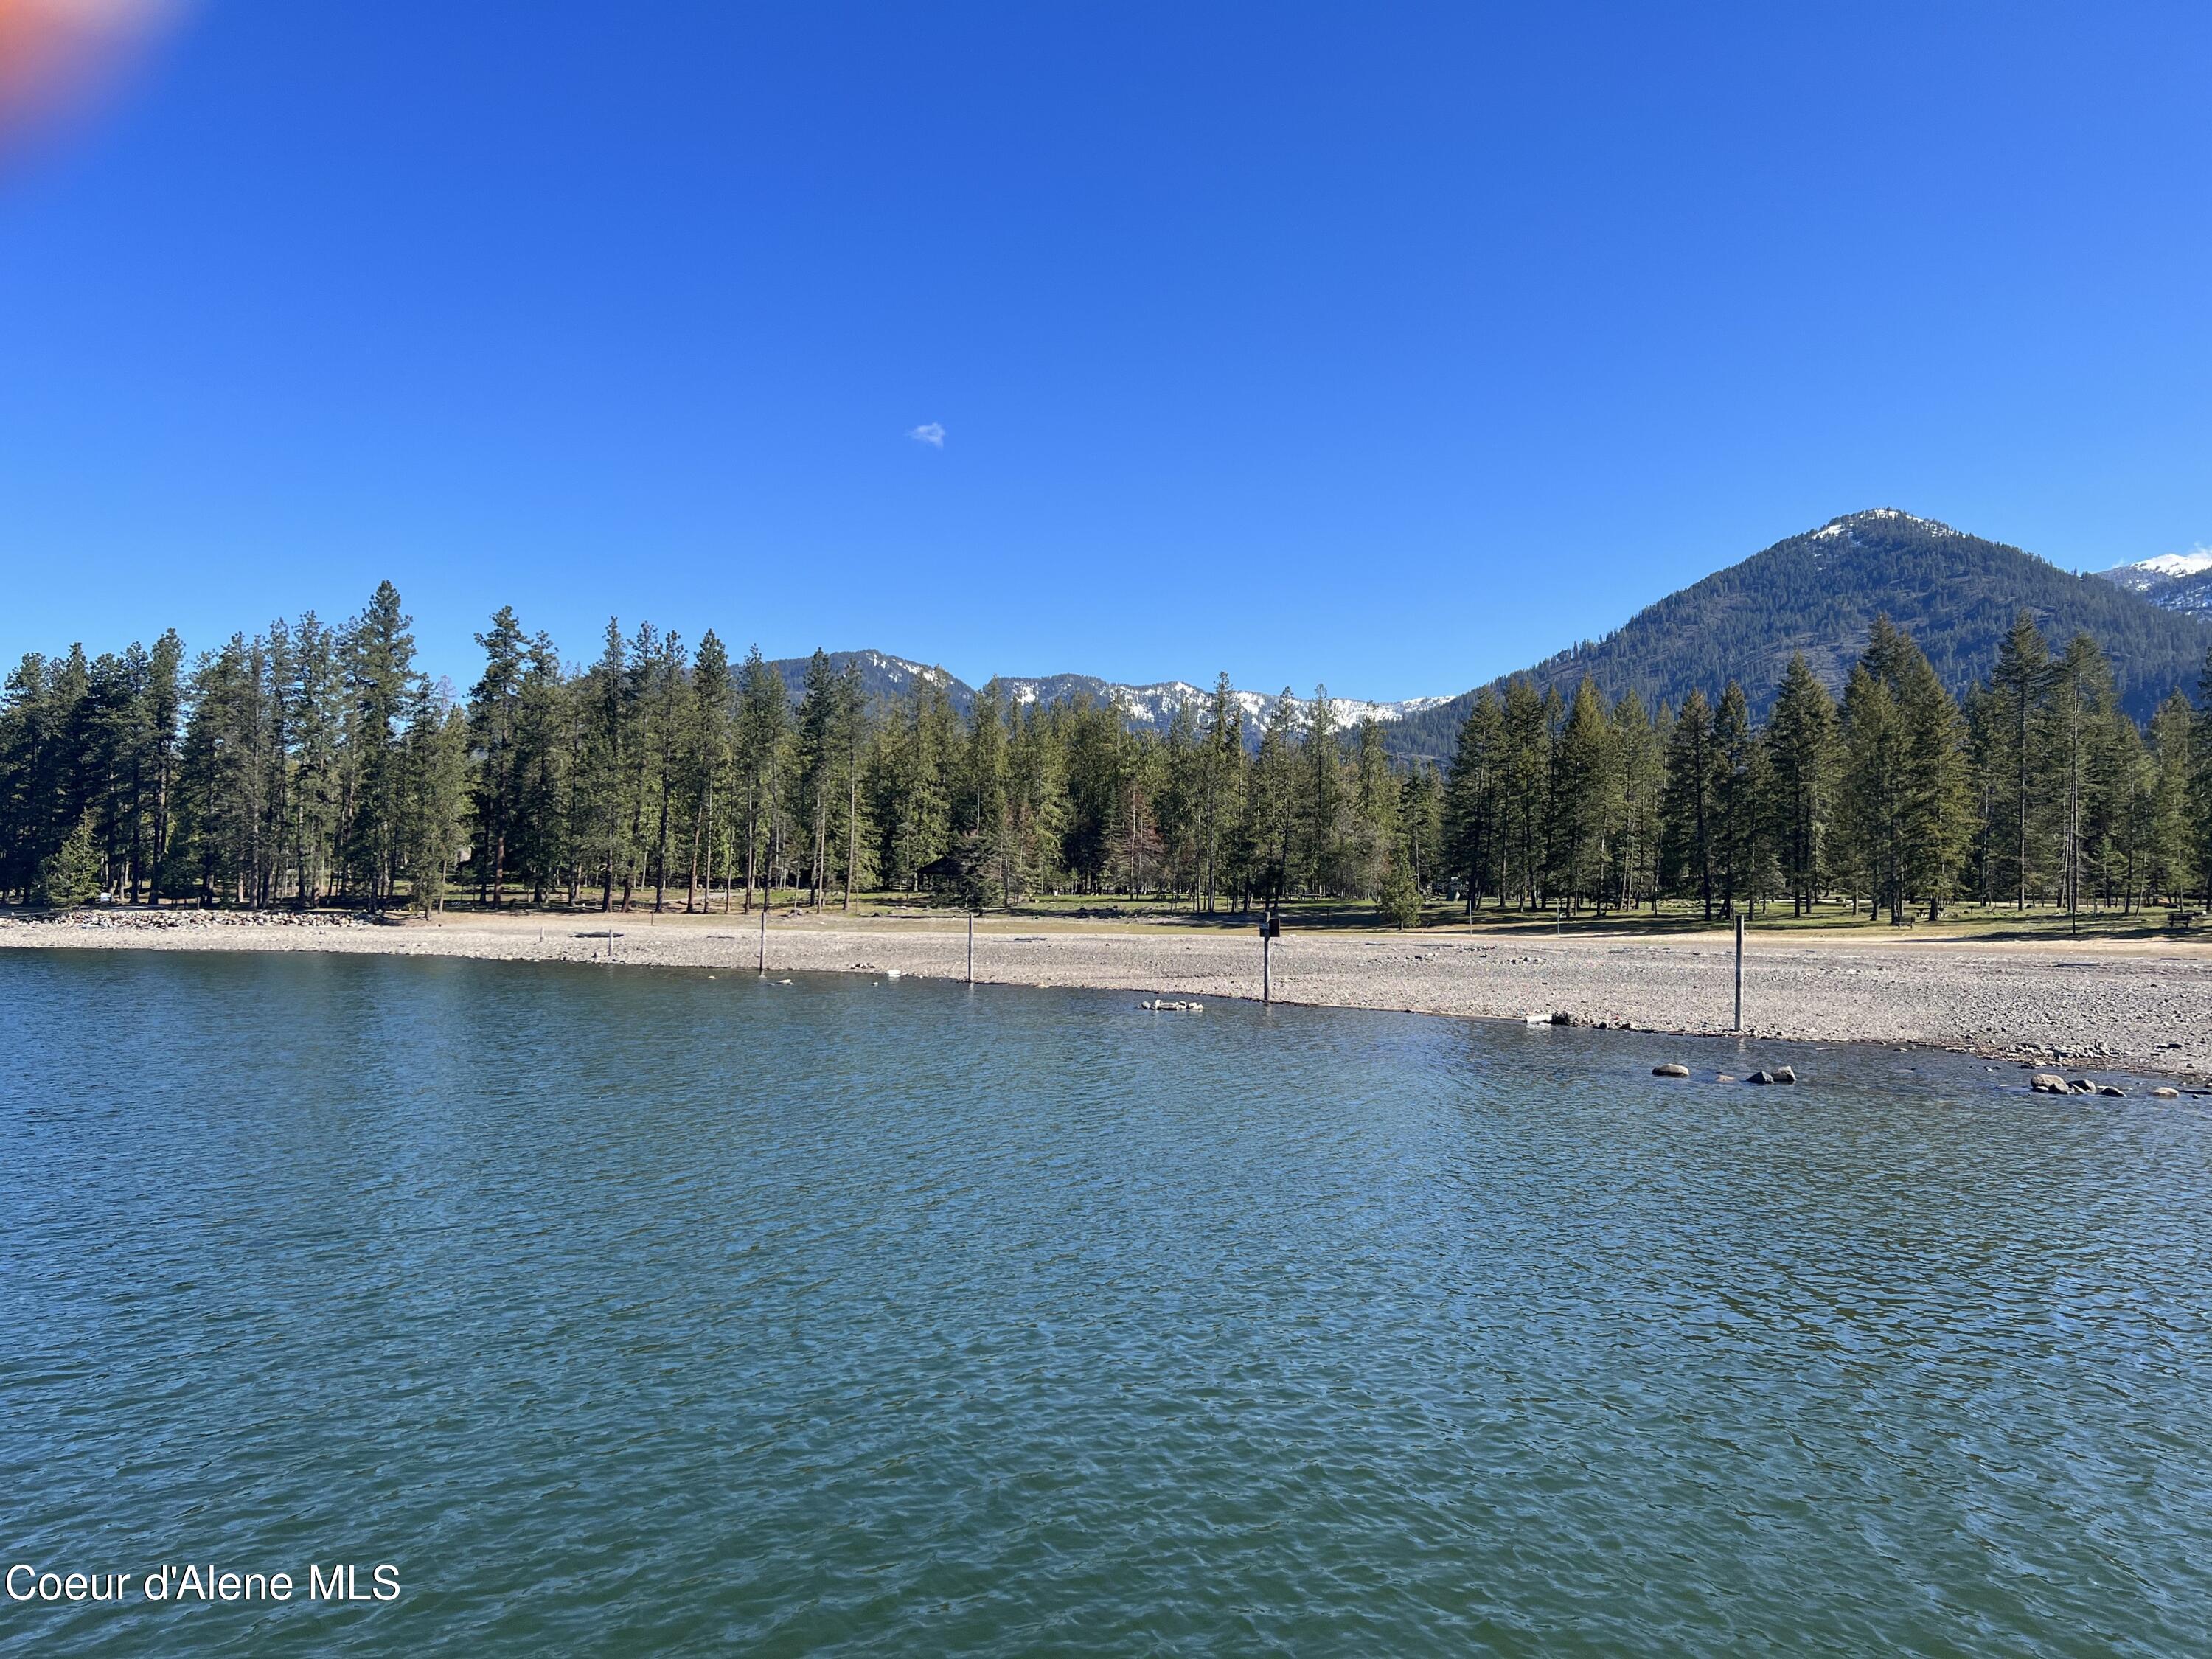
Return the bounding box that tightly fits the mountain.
[762,650,1450,743]
[2093,549,2212,619]
[766,512,2208,766]
[1387,509,2212,760]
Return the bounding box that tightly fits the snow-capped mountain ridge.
[2130,550,2212,579]
[765,651,1447,745]
[2092,546,2212,618]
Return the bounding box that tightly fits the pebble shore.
[6,907,2208,1081]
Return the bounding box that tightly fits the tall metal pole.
[1262,926,1272,1005]
[967,912,975,984]
[758,899,767,975]
[1733,912,1745,1032]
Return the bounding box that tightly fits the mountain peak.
[2093,546,2212,619]
[2126,549,2212,579]
[1371,511,2211,763]
[1808,508,1959,541]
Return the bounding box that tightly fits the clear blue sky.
[2,2,2207,698]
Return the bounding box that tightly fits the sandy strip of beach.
[5,908,2208,1080]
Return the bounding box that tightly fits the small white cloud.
[907,422,945,448]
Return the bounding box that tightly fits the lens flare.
[0,0,174,164]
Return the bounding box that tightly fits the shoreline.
[5,907,2209,1082]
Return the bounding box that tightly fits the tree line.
[1444,615,2211,922]
[4,585,2209,922]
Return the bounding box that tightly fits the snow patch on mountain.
[2092,546,2212,617]
[783,650,1453,741]
[996,678,1446,729]
[1811,508,1959,542]
[2130,549,2212,579]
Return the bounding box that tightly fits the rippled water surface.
[4,951,2211,1655]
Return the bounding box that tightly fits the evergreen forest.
[4,585,2211,925]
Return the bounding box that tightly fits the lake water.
[4,951,2208,1655]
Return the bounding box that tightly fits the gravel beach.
[7,906,2208,1081]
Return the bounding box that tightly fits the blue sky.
[2,2,2207,699]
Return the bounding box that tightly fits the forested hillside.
[1390,509,2211,760]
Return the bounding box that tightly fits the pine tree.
[1708,681,1759,917]
[2145,691,2195,905]
[1301,686,1347,894]
[1836,661,1901,919]
[1547,677,1616,915]
[1006,697,1068,902]
[286,614,343,908]
[2107,714,2155,913]
[871,674,954,894]
[795,650,841,908]
[1890,635,1971,921]
[1836,620,1969,922]
[142,629,184,905]
[960,680,1011,909]
[1764,655,1836,915]
[2041,633,2115,916]
[1349,717,1397,900]
[834,660,870,908]
[34,811,102,908]
[175,634,274,906]
[1398,762,1444,895]
[1193,674,1239,913]
[686,630,734,912]
[509,631,570,905]
[1986,613,2051,907]
[1378,846,1422,929]
[468,606,529,905]
[399,681,470,912]
[577,621,633,911]
[734,645,789,908]
[2194,647,2212,903]
[1248,691,1301,914]
[1609,692,1663,911]
[1444,689,1503,913]
[1661,688,1716,919]
[341,582,418,908]
[1499,677,1551,908]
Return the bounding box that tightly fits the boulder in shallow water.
[2068,1079,2096,1093]
[1770,1065,1797,1085]
[1652,1063,1691,1078]
[2030,1073,2068,1093]
[1747,1070,1776,1085]
[2098,1085,2126,1097]
[2152,1087,2181,1099]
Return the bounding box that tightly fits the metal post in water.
[967,912,975,984]
[1733,912,1745,1032]
[758,900,767,975]
[1262,925,1272,1005]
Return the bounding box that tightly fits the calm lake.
[4,950,2208,1655]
